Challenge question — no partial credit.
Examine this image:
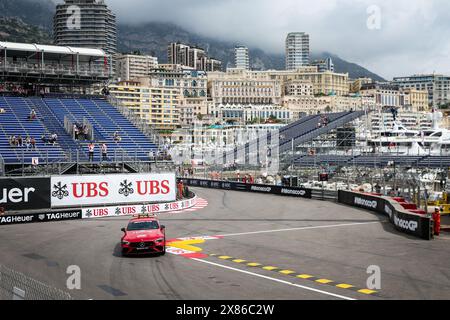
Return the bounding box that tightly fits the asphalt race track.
[1,188,450,300]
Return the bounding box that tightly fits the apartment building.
[168,43,222,72]
[208,104,293,124]
[235,46,250,70]
[209,79,282,105]
[148,67,208,126]
[283,95,376,117]
[392,74,450,108]
[109,81,181,131]
[115,54,158,81]
[285,32,310,70]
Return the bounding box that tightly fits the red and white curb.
[163,198,208,214]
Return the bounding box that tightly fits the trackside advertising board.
[338,191,432,240]
[81,197,197,219]
[0,210,82,226]
[0,177,50,211]
[51,173,176,208]
[183,178,312,199]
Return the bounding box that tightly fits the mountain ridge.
[0,0,385,81]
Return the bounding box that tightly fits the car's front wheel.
[160,240,166,256]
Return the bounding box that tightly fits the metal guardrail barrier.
[0,265,73,300]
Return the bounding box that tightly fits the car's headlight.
[122,241,130,245]
[156,238,164,243]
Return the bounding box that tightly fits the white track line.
[192,258,356,300]
[216,221,382,238]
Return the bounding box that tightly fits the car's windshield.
[127,220,159,231]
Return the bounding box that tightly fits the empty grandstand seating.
[0,95,158,164]
[279,111,366,153]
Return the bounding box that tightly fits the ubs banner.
[51,173,176,208]
[338,190,432,240]
[0,177,50,211]
[183,178,312,199]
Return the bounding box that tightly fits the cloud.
[103,0,450,79]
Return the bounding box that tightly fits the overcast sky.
[99,0,449,80]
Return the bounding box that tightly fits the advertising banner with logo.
[183,178,312,199]
[0,177,50,211]
[51,173,176,208]
[0,210,82,226]
[81,197,197,219]
[338,190,432,240]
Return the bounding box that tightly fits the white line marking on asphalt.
[216,221,382,238]
[191,258,356,300]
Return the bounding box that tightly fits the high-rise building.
[234,46,250,70]
[167,43,222,72]
[115,54,158,81]
[285,32,310,70]
[54,0,117,56]
[311,57,334,73]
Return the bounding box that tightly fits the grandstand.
[279,111,366,153]
[223,111,366,164]
[0,41,164,175]
[293,154,450,169]
[0,96,158,168]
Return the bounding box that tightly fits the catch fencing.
[0,264,72,300]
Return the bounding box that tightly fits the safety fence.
[182,178,433,240]
[0,265,72,300]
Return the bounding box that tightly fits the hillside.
[0,0,385,81]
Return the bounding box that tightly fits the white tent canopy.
[0,41,106,57]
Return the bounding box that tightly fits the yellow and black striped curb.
[208,254,381,297]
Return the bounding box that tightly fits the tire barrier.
[338,191,433,240]
[181,178,312,199]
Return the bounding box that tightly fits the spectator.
[49,133,58,145]
[88,142,95,162]
[25,136,31,150]
[17,135,23,147]
[73,124,79,140]
[0,108,5,114]
[101,143,108,161]
[41,135,48,144]
[30,137,36,150]
[29,109,37,120]
[8,135,14,146]
[114,131,122,143]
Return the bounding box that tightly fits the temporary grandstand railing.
[0,154,4,176]
[64,116,95,141]
[107,96,164,147]
[1,62,110,78]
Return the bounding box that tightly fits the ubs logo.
[52,182,69,200]
[119,180,134,197]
